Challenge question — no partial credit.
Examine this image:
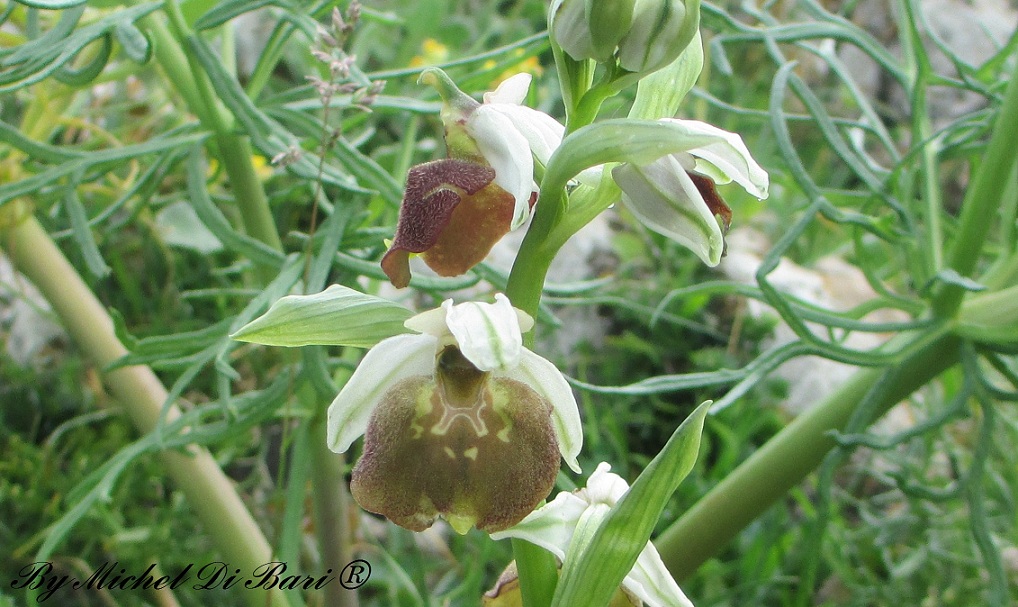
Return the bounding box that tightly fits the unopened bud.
[550,0,700,80]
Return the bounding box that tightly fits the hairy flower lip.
[381,158,497,288]
[327,295,583,534]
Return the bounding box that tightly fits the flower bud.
[617,0,700,75]
[551,0,636,63]
[550,0,701,79]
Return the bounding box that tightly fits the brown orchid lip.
[381,159,495,287]
[350,372,559,534]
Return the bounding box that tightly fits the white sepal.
[326,333,436,453]
[629,543,695,607]
[613,154,724,266]
[467,106,536,229]
[660,119,769,199]
[503,349,583,472]
[488,489,588,559]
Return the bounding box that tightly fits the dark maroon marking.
[381,159,496,287]
[688,171,732,232]
[391,159,495,253]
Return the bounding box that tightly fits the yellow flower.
[409,38,450,67]
[486,50,545,89]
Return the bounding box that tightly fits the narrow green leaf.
[11,0,86,9]
[113,21,152,64]
[930,268,987,293]
[53,32,112,86]
[0,131,207,209]
[0,119,83,163]
[184,151,287,268]
[231,284,413,348]
[552,401,711,607]
[63,186,110,279]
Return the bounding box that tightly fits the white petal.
[582,462,631,506]
[514,304,536,334]
[483,104,565,167]
[612,155,724,266]
[445,294,523,372]
[483,73,532,105]
[404,300,453,337]
[501,349,583,472]
[660,119,769,199]
[326,333,436,453]
[488,490,589,560]
[468,106,535,228]
[623,541,694,607]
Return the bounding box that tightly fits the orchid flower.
[327,294,582,534]
[612,118,769,266]
[491,462,694,607]
[381,70,565,287]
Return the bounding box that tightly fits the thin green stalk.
[902,0,943,277]
[933,66,1018,317]
[311,416,357,607]
[143,9,284,256]
[656,328,961,580]
[3,216,290,607]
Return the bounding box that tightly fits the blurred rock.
[834,0,1018,126]
[719,227,908,415]
[0,253,65,366]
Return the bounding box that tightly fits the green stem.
[3,217,290,607]
[502,190,566,334]
[932,65,1018,317]
[566,83,613,134]
[311,416,358,607]
[656,328,961,580]
[143,10,284,256]
[511,538,559,607]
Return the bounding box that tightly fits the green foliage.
[1,0,1016,605]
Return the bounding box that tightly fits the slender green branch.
[3,217,290,607]
[142,10,284,255]
[311,415,358,607]
[656,328,961,579]
[933,66,1018,317]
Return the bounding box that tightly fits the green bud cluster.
[551,0,701,77]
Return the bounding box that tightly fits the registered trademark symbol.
[339,560,370,589]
